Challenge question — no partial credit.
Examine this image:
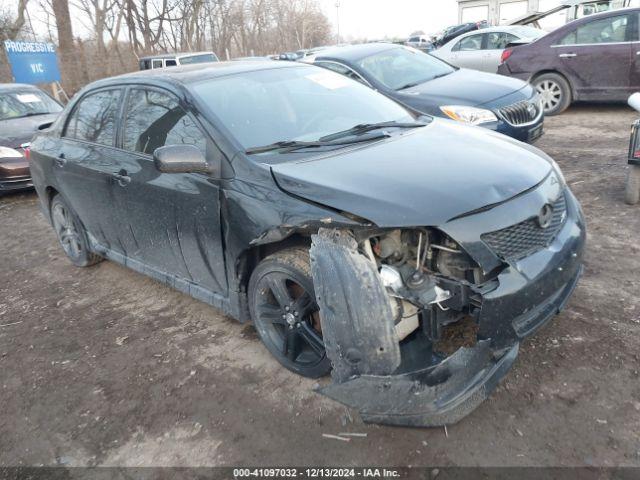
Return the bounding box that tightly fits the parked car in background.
[232,56,273,61]
[625,92,640,204]
[0,83,62,194]
[509,0,639,29]
[433,20,489,48]
[139,51,219,70]
[405,35,434,51]
[433,26,547,73]
[28,61,584,427]
[278,52,303,61]
[498,8,640,115]
[566,0,640,21]
[311,43,544,143]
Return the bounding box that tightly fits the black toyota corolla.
[30,61,585,427]
[307,43,545,143]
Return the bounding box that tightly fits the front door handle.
[112,170,131,187]
[54,153,66,168]
[559,53,577,58]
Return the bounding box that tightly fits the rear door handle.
[559,53,577,58]
[112,170,131,186]
[54,154,66,168]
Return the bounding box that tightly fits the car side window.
[454,34,484,51]
[123,88,207,156]
[486,32,518,50]
[560,14,630,45]
[152,59,163,69]
[64,89,121,146]
[316,61,368,85]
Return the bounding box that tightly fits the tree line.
[1,0,332,95]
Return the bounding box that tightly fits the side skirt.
[88,235,241,320]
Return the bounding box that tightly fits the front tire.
[533,73,572,116]
[50,194,102,267]
[248,248,331,378]
[625,165,640,205]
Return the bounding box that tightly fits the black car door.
[54,88,126,250]
[110,86,228,295]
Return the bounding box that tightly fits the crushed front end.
[309,172,586,427]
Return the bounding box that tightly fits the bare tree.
[52,0,87,93]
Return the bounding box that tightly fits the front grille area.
[499,99,540,126]
[481,193,567,261]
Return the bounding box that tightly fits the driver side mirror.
[153,145,214,175]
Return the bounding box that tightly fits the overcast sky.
[318,0,460,40]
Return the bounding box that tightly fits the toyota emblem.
[537,204,554,229]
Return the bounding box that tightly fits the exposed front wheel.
[50,194,102,267]
[248,248,331,378]
[625,165,640,205]
[533,73,571,116]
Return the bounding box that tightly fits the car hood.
[271,120,552,227]
[0,113,59,148]
[393,68,530,114]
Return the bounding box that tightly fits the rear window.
[486,32,519,49]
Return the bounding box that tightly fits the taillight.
[634,150,640,159]
[20,143,31,160]
[501,48,513,64]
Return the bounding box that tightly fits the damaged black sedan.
[29,61,586,426]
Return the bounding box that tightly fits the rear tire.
[248,248,331,378]
[533,73,572,116]
[50,194,102,267]
[625,165,640,205]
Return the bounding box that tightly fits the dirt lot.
[1,105,639,468]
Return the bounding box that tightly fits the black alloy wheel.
[248,249,331,378]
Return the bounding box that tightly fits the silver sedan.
[432,25,546,73]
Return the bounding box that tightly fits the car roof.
[451,25,544,39]
[0,83,41,92]
[139,51,216,60]
[314,43,400,62]
[575,6,640,21]
[83,61,310,91]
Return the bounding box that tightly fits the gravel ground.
[0,104,639,468]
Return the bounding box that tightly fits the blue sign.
[4,40,61,84]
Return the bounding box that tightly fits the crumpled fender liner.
[309,228,401,383]
[319,342,519,427]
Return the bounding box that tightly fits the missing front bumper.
[309,222,584,427]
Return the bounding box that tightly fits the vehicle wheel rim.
[536,80,562,112]
[52,203,83,260]
[255,272,326,367]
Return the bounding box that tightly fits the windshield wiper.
[319,120,426,142]
[396,72,451,91]
[246,132,392,155]
[395,81,424,91]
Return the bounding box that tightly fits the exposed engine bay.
[309,222,584,426]
[364,228,487,346]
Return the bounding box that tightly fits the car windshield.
[354,47,455,91]
[0,89,62,121]
[191,66,414,150]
